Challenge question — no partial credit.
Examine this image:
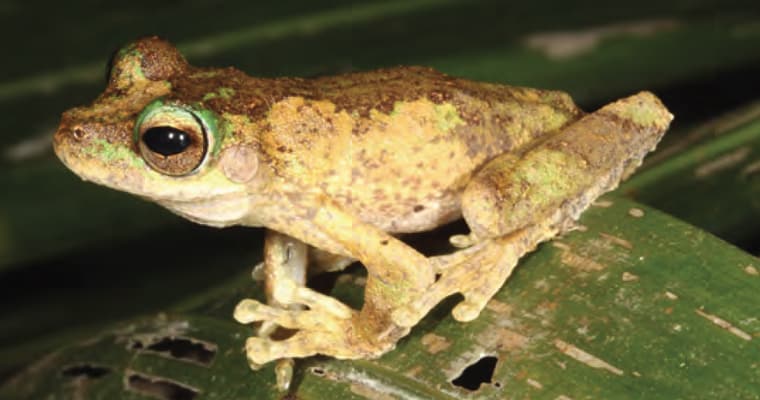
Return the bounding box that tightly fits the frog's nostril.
[72,126,86,140]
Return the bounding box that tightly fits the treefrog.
[54,37,672,387]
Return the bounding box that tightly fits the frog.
[53,37,672,388]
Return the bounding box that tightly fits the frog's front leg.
[254,230,305,390]
[235,200,435,365]
[394,91,673,327]
[234,229,360,366]
[244,230,356,390]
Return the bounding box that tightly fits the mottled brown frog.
[53,37,672,389]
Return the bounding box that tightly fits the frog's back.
[260,66,583,233]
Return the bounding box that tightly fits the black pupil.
[142,126,192,156]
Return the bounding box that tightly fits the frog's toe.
[394,236,522,326]
[275,359,295,391]
[451,244,520,321]
[237,296,395,365]
[234,298,336,331]
[270,277,354,319]
[244,331,334,365]
[243,318,388,366]
[391,276,457,327]
[289,286,354,319]
[451,299,486,322]
[453,278,504,322]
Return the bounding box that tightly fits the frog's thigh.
[394,153,555,327]
[460,152,524,239]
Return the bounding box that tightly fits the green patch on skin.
[195,108,221,156]
[113,45,146,83]
[528,104,575,133]
[517,150,578,191]
[612,101,663,126]
[84,139,145,168]
[117,42,140,59]
[504,149,593,227]
[203,87,236,101]
[433,103,465,132]
[133,98,167,144]
[219,117,235,144]
[387,101,464,132]
[389,103,402,118]
[219,113,253,144]
[549,108,574,128]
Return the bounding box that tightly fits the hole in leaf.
[125,371,198,400]
[130,336,216,366]
[61,364,111,379]
[451,355,498,391]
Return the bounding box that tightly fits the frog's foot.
[393,228,543,327]
[234,292,391,365]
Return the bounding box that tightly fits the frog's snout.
[53,110,148,193]
[54,122,86,149]
[53,111,87,164]
[55,108,133,156]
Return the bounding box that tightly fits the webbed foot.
[234,286,393,365]
[392,228,546,327]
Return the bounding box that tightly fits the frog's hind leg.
[392,226,552,326]
[394,92,673,327]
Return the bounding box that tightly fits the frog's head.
[54,37,264,227]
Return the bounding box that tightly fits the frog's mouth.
[157,195,254,228]
[56,142,251,227]
[54,120,250,217]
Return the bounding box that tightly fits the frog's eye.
[142,126,193,156]
[135,101,216,176]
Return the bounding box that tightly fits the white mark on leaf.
[553,339,624,375]
[523,19,679,59]
[695,309,752,341]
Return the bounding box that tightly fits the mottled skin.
[54,37,672,388]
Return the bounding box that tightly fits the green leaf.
[1,196,757,399]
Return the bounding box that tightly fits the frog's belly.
[348,190,464,234]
